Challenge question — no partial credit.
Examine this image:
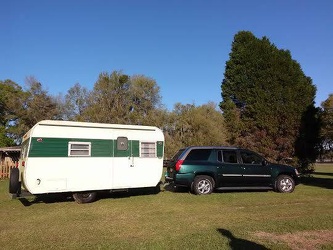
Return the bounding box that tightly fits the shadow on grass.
[18,193,74,206]
[217,228,269,250]
[163,183,191,193]
[313,172,333,177]
[98,186,161,200]
[18,186,162,206]
[300,176,333,189]
[163,183,271,195]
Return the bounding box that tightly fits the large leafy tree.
[19,77,60,132]
[127,75,162,125]
[220,31,317,169]
[0,80,24,124]
[164,103,227,158]
[320,94,333,160]
[83,71,162,125]
[83,71,131,123]
[62,83,90,121]
[0,80,27,145]
[0,126,13,147]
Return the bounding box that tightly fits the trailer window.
[68,142,91,156]
[141,142,156,158]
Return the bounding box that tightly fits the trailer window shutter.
[140,142,156,158]
[68,142,91,156]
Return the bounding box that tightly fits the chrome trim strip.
[242,175,271,177]
[222,174,271,177]
[222,174,242,177]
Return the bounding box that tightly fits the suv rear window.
[171,149,185,161]
[185,149,212,161]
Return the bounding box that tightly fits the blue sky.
[1,0,332,110]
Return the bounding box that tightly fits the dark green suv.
[165,146,300,195]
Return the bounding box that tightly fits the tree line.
[0,72,227,158]
[1,31,332,170]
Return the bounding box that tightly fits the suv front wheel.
[275,175,295,193]
[192,175,214,195]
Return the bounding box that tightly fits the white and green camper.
[9,120,164,203]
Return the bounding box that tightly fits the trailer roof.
[21,120,164,143]
[37,120,159,131]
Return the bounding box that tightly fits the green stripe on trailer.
[28,137,163,158]
[132,140,140,157]
[29,138,117,157]
[29,138,69,157]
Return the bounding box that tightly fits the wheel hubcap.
[280,178,292,192]
[198,180,211,194]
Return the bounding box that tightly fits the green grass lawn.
[0,164,332,250]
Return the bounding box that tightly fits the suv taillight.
[175,160,184,172]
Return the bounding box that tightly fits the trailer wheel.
[9,168,20,194]
[73,192,97,204]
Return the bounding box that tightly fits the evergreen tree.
[220,31,317,169]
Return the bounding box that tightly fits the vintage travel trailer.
[9,120,164,203]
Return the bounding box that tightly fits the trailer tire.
[9,168,20,194]
[73,192,97,204]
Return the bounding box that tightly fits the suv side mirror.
[262,160,268,166]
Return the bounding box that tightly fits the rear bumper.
[165,176,174,183]
[165,173,194,187]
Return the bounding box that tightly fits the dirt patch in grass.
[254,230,333,250]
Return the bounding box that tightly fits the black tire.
[9,168,20,194]
[72,192,97,204]
[192,175,214,195]
[275,175,295,193]
[154,183,161,194]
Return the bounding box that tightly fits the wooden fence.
[0,161,18,179]
[0,147,20,180]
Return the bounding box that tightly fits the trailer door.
[112,137,137,188]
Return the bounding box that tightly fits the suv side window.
[219,150,238,163]
[185,149,212,161]
[240,150,263,164]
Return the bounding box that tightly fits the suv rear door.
[165,148,185,180]
[182,148,216,173]
[217,149,244,187]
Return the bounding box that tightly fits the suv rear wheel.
[192,175,214,195]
